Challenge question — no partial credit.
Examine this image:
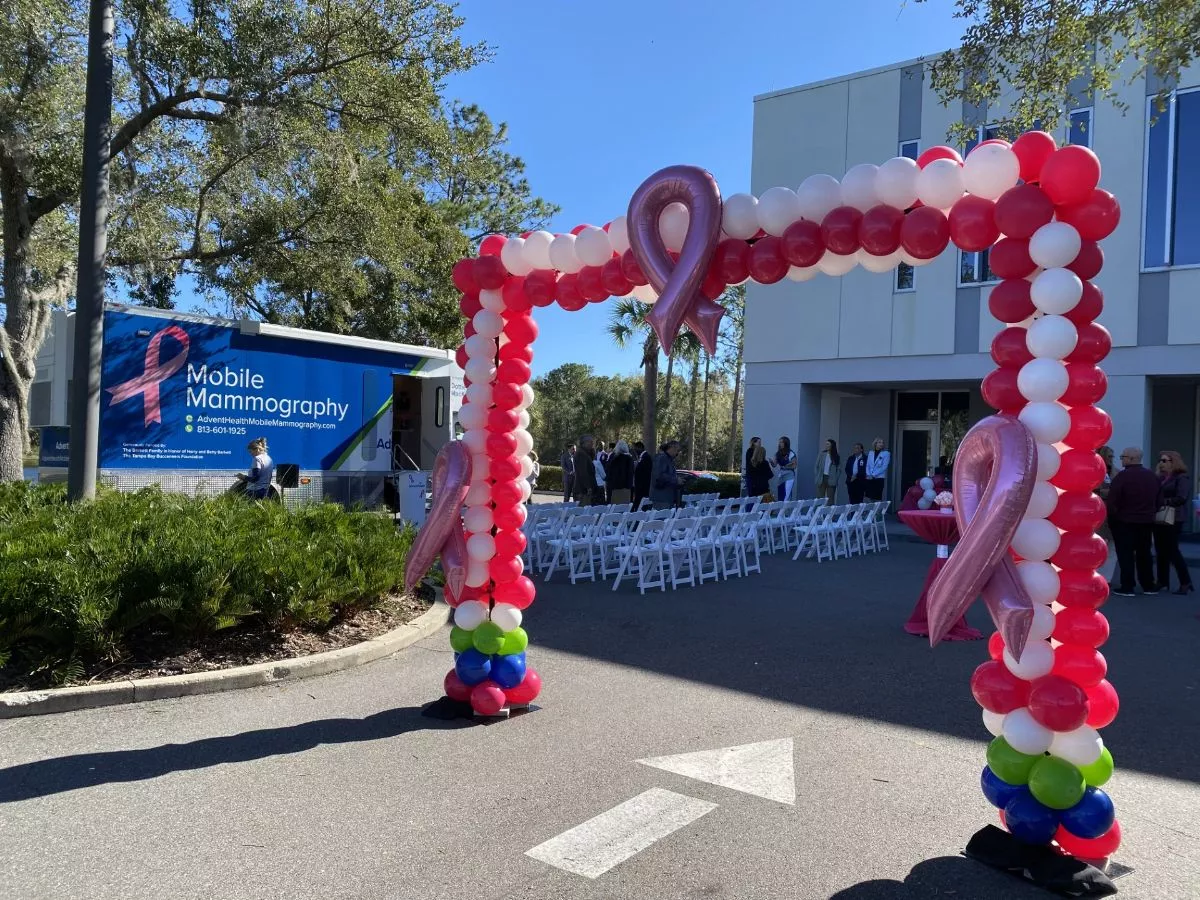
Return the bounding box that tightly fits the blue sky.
[447,0,967,377]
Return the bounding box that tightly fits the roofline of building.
[753,52,941,104]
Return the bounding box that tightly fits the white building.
[743,53,1200,509]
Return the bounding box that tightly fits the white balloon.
[548,233,583,273]
[1031,268,1084,315]
[490,602,523,632]
[630,282,659,304]
[464,335,495,361]
[518,409,531,429]
[796,174,843,222]
[840,163,880,211]
[722,193,760,239]
[1017,560,1061,604]
[522,230,555,270]
[463,504,494,534]
[1026,481,1061,520]
[457,401,487,431]
[500,237,533,276]
[901,249,933,267]
[1026,315,1079,359]
[607,216,630,254]
[464,481,490,506]
[983,708,1006,738]
[756,186,802,236]
[1029,222,1082,269]
[786,265,817,282]
[479,289,505,313]
[915,158,965,209]
[470,454,491,480]
[1003,707,1055,755]
[919,477,935,491]
[462,430,489,457]
[520,383,536,410]
[1012,517,1062,561]
[1036,443,1062,480]
[574,225,613,267]
[876,156,920,210]
[519,479,532,502]
[963,144,1021,200]
[658,202,690,252]
[465,560,490,588]
[519,455,534,479]
[1021,402,1071,444]
[1018,358,1070,403]
[513,429,534,456]
[1050,726,1104,767]
[464,358,496,385]
[816,250,857,276]
[858,249,902,273]
[454,599,489,631]
[1004,639,1055,680]
[473,309,504,339]
[1030,603,1058,641]
[466,532,496,561]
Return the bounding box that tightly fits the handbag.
[1155,506,1176,525]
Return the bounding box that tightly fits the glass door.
[897,423,938,505]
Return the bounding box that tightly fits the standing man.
[1107,447,1161,596]
[560,443,576,503]
[865,437,890,502]
[650,440,682,510]
[573,435,599,507]
[845,442,869,504]
[632,440,652,511]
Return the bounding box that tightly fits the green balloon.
[1029,756,1087,810]
[472,621,506,655]
[449,626,475,653]
[986,737,1038,785]
[499,626,529,656]
[1080,748,1114,787]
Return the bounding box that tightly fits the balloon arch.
[406,131,1123,865]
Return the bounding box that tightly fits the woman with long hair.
[814,438,841,504]
[606,440,635,507]
[1154,450,1193,594]
[772,436,798,502]
[745,437,773,498]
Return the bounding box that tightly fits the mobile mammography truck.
[32,306,463,516]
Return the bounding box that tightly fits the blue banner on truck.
[38,426,71,466]
[100,310,425,471]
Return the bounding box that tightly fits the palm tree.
[608,299,660,450]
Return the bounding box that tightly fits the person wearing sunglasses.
[1154,450,1194,595]
[1106,448,1161,597]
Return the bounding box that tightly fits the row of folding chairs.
[791,502,892,562]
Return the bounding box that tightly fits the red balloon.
[556,273,586,311]
[444,669,472,702]
[493,574,535,609]
[492,382,522,411]
[1052,449,1107,492]
[782,219,825,268]
[502,277,532,312]
[821,206,864,255]
[493,502,527,531]
[1053,644,1108,687]
[470,681,507,716]
[1063,283,1104,328]
[917,145,963,168]
[1053,608,1110,648]
[491,482,523,510]
[479,234,507,256]
[1085,679,1120,728]
[1065,406,1112,451]
[988,279,1036,323]
[712,238,750,283]
[494,527,527,558]
[463,321,476,340]
[503,310,538,344]
[452,258,479,294]
[505,667,542,704]
[995,184,1055,239]
[1049,490,1106,532]
[1061,364,1107,406]
[1041,145,1102,206]
[1055,820,1121,859]
[1028,675,1090,732]
[1057,569,1109,609]
[1053,532,1108,572]
[748,235,789,284]
[454,345,469,370]
[988,631,1005,661]
[601,258,633,297]
[970,660,1031,713]
[1054,189,1121,242]
[486,431,517,459]
[949,195,1000,252]
[497,358,531,385]
[459,292,483,318]
[700,266,727,300]
[901,206,951,259]
[991,327,1034,369]
[1011,131,1058,183]
[620,248,649,286]
[1067,241,1104,281]
[989,238,1037,279]
[490,454,522,482]
[489,554,524,583]
[981,367,1026,412]
[487,408,520,432]
[859,205,905,255]
[577,265,607,302]
[524,270,557,307]
[499,341,533,363]
[474,254,508,290]
[1066,321,1111,363]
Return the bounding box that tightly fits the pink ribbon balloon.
[404,441,472,602]
[627,165,725,355]
[927,415,1037,660]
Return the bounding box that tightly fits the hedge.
[535,464,742,499]
[0,482,415,686]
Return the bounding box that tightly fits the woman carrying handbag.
[1153,450,1194,594]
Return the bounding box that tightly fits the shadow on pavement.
[829,855,1048,899]
[529,543,1200,785]
[0,705,466,803]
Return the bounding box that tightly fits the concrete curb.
[0,601,451,719]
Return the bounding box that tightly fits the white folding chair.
[793,504,834,561]
[663,515,699,589]
[734,513,763,576]
[543,512,600,582]
[691,515,724,584]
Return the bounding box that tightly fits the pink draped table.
[898,509,983,641]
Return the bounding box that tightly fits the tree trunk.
[700,351,711,470]
[728,342,743,471]
[642,332,658,451]
[0,378,27,482]
[663,352,674,408]
[687,356,698,469]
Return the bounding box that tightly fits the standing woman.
[746,437,773,498]
[526,450,541,502]
[865,437,890,502]
[606,440,635,507]
[772,436,798,502]
[814,439,841,504]
[1154,450,1194,594]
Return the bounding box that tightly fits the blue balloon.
[455,649,492,686]
[1060,788,1115,840]
[490,652,527,689]
[981,767,1031,810]
[1004,792,1060,845]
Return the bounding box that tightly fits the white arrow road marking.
[636,737,796,805]
[525,788,717,879]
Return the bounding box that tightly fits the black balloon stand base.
[964,825,1130,897]
[420,695,537,724]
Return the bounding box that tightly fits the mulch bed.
[0,593,432,693]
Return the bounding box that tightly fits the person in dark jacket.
[649,441,682,509]
[1153,450,1193,594]
[1108,447,1162,596]
[572,435,599,506]
[632,441,652,510]
[606,440,635,506]
[844,442,869,504]
[560,443,576,502]
[745,437,773,497]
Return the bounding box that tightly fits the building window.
[964,123,1005,157]
[959,249,995,286]
[899,140,919,161]
[1144,89,1200,269]
[1069,108,1093,147]
[894,141,919,292]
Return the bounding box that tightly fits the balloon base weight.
[420,696,538,723]
[474,703,532,721]
[963,825,1123,896]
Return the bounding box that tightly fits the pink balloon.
[403,442,472,601]
[470,681,507,716]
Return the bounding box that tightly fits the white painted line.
[525,788,717,879]
[637,737,796,805]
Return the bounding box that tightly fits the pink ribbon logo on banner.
[106,325,190,427]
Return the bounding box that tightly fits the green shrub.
[0,482,414,685]
[537,465,564,492]
[681,472,742,498]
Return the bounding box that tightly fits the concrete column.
[1103,375,1150,459]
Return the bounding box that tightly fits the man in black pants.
[1107,447,1161,596]
[845,442,868,504]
